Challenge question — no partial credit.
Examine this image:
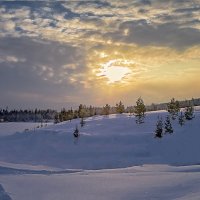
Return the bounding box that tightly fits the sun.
[97,59,132,83]
[102,66,131,83]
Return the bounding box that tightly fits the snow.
[0,122,53,137]
[1,165,200,200]
[0,184,12,200]
[0,109,200,199]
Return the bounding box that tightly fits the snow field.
[0,110,200,199]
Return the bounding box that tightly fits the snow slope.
[0,111,199,169]
[0,110,200,200]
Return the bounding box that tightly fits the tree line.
[0,97,198,124]
[0,109,56,122]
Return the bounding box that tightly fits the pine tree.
[68,108,74,121]
[129,107,134,116]
[155,117,163,138]
[167,98,180,120]
[164,116,173,134]
[80,117,85,127]
[115,101,125,114]
[59,113,63,122]
[78,104,86,118]
[184,105,194,120]
[73,125,80,138]
[54,114,60,124]
[102,104,110,115]
[134,97,146,124]
[89,106,94,117]
[178,112,185,126]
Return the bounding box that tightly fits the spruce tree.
[164,116,173,134]
[78,104,86,118]
[103,104,110,115]
[134,97,146,124]
[155,117,163,138]
[73,125,80,138]
[115,101,125,114]
[167,98,180,120]
[184,105,194,120]
[89,106,94,117]
[80,117,85,127]
[54,114,60,124]
[178,112,185,126]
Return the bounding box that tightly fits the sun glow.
[98,59,132,83]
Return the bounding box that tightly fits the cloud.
[0,55,26,63]
[0,20,15,32]
[0,1,200,108]
[0,36,88,108]
[106,20,200,49]
[1,0,200,49]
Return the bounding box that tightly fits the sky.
[0,0,200,109]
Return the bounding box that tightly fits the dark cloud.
[0,36,86,109]
[106,20,200,49]
[135,0,151,6]
[0,1,80,20]
[174,6,200,13]
[77,1,112,8]
[0,36,85,70]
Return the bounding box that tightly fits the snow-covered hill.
[0,110,200,200]
[0,111,199,169]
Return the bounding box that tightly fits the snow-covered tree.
[178,112,185,126]
[134,97,146,124]
[155,117,163,138]
[167,98,180,120]
[184,105,195,120]
[102,104,111,115]
[115,101,125,114]
[164,116,173,134]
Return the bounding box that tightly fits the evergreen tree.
[54,114,60,124]
[134,97,146,124]
[164,116,173,134]
[102,104,111,115]
[129,107,134,116]
[60,108,67,121]
[167,98,180,120]
[59,113,63,122]
[80,117,85,127]
[89,106,94,117]
[73,125,80,138]
[155,117,163,138]
[78,104,86,118]
[68,108,74,121]
[115,101,125,114]
[73,110,79,119]
[178,112,185,126]
[184,105,194,120]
